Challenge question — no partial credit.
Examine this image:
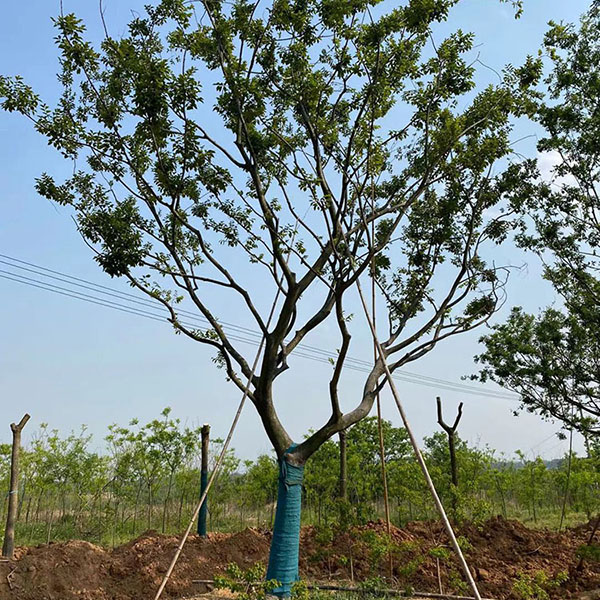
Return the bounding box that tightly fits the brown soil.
[1,517,600,600]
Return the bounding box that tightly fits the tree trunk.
[531,467,537,524]
[34,489,43,523]
[266,454,304,597]
[162,471,174,534]
[448,435,458,488]
[132,482,142,535]
[338,429,347,500]
[494,475,507,519]
[436,398,462,518]
[197,424,210,536]
[17,480,26,520]
[178,489,185,530]
[24,495,32,526]
[2,414,30,559]
[147,484,152,529]
[46,491,54,545]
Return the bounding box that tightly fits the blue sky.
[0,0,592,461]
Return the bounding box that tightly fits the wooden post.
[197,424,210,537]
[2,414,30,559]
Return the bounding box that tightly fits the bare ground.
[1,516,599,599]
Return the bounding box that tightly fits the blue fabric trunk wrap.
[266,444,304,597]
[197,469,208,536]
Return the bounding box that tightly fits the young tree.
[424,431,492,521]
[475,5,600,436]
[0,0,536,593]
[145,408,200,533]
[241,454,278,526]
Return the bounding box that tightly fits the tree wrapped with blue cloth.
[0,0,538,594]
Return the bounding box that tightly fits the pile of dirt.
[0,529,271,600]
[300,516,600,598]
[1,517,600,599]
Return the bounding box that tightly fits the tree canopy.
[0,0,539,463]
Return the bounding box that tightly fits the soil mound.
[0,530,271,600]
[0,517,599,599]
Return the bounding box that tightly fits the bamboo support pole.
[153,223,301,600]
[353,276,482,600]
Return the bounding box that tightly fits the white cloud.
[537,150,578,188]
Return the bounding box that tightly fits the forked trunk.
[3,414,30,559]
[266,451,304,597]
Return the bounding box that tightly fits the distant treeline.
[0,408,597,547]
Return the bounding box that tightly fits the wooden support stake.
[197,423,210,537]
[2,414,30,559]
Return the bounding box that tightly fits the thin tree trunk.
[178,490,185,530]
[46,491,54,545]
[132,482,142,536]
[436,398,463,519]
[338,429,347,500]
[17,480,26,520]
[531,467,537,524]
[162,471,174,534]
[448,436,458,489]
[34,488,43,523]
[24,495,32,526]
[559,426,574,532]
[495,476,507,519]
[112,500,119,548]
[2,414,30,558]
[147,483,152,530]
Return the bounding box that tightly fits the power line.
[0,254,519,401]
[0,256,518,400]
[0,269,517,399]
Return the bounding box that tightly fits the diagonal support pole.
[153,219,305,600]
[353,277,482,600]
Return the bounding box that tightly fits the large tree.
[1,0,536,593]
[475,5,600,438]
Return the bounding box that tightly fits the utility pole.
[3,414,30,559]
[197,424,210,537]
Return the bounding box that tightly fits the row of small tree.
[1,409,598,548]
